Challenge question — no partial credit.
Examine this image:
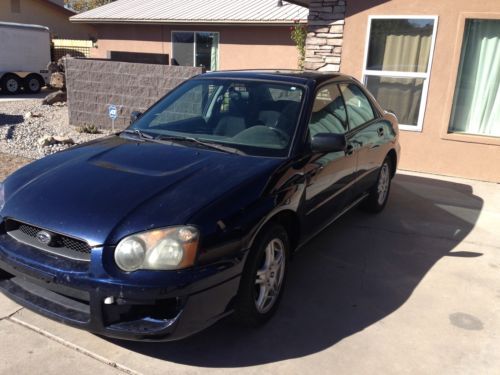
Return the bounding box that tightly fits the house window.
[172,31,219,71]
[449,19,500,137]
[11,0,21,13]
[363,16,438,131]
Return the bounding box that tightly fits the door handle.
[377,127,385,137]
[346,144,355,155]
[309,165,324,179]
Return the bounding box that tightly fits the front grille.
[61,235,92,255]
[17,223,39,237]
[5,220,92,261]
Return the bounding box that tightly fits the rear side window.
[309,84,348,137]
[340,84,376,129]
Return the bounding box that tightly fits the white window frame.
[171,31,220,71]
[362,15,439,132]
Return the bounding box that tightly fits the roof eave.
[39,0,76,15]
[69,18,308,25]
[286,0,310,6]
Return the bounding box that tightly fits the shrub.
[76,124,100,134]
[291,24,307,70]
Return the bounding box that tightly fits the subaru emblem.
[36,231,52,245]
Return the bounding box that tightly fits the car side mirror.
[311,133,346,153]
[130,111,142,124]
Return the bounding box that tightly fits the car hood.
[1,136,282,245]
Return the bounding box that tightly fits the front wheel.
[235,224,289,327]
[361,157,393,213]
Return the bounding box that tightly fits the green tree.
[65,0,115,12]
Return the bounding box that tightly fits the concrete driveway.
[0,170,499,374]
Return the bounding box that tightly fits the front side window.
[172,31,219,71]
[363,17,437,131]
[131,79,304,157]
[340,83,376,129]
[449,19,500,137]
[309,84,348,137]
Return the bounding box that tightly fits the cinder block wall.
[65,59,203,129]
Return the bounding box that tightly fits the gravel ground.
[0,99,110,160]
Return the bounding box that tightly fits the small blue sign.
[108,105,118,120]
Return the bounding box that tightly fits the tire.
[361,156,393,213]
[1,74,22,95]
[23,74,44,94]
[235,223,290,327]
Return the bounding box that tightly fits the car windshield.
[128,78,304,157]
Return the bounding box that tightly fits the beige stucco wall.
[89,24,300,70]
[341,0,500,182]
[0,0,95,39]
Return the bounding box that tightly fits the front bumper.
[0,232,243,341]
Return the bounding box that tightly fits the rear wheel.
[1,74,22,95]
[235,224,289,326]
[361,157,393,213]
[24,74,44,94]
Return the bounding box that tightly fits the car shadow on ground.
[109,173,484,367]
[0,114,24,126]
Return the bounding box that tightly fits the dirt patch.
[0,153,31,180]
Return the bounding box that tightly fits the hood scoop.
[90,159,203,177]
[87,141,205,177]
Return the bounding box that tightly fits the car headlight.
[0,182,5,212]
[114,226,199,272]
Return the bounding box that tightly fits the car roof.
[198,70,356,86]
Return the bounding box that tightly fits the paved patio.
[0,158,499,374]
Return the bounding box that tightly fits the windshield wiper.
[121,129,156,141]
[122,131,245,155]
[156,135,246,155]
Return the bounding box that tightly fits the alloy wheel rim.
[7,79,18,92]
[377,163,390,205]
[254,238,285,314]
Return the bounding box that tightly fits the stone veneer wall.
[304,0,346,72]
[65,59,203,129]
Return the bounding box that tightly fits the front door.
[339,83,389,194]
[302,83,357,238]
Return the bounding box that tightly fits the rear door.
[339,83,388,195]
[302,83,358,237]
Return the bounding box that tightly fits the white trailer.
[0,22,51,95]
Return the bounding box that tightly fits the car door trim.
[306,168,373,216]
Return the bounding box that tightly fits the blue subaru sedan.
[0,71,400,341]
